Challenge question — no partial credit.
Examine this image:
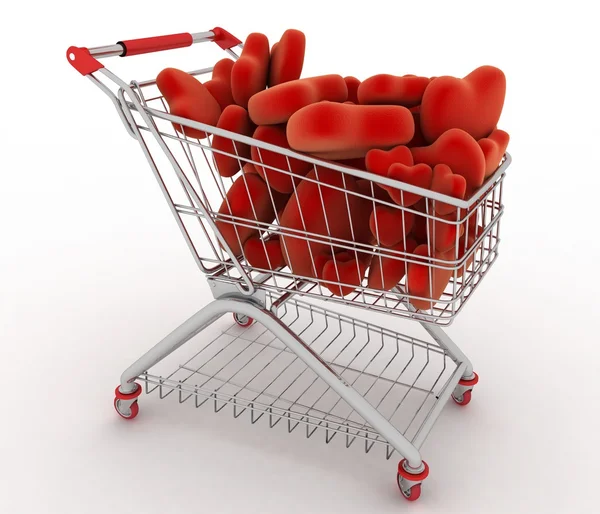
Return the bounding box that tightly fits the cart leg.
[420,322,479,405]
[116,299,230,395]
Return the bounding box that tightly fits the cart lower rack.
[69,27,507,502]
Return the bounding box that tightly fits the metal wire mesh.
[139,297,457,459]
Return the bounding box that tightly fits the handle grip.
[118,32,193,56]
[67,27,242,76]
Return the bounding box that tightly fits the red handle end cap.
[211,27,242,50]
[67,46,104,75]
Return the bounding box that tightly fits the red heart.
[230,33,270,109]
[156,68,221,140]
[369,207,415,247]
[287,102,414,159]
[478,129,510,178]
[268,29,306,87]
[410,198,466,253]
[407,244,456,310]
[357,74,430,107]
[420,65,506,143]
[204,58,235,110]
[248,74,348,125]
[367,237,418,291]
[243,236,285,270]
[211,105,255,177]
[322,251,371,297]
[365,145,413,177]
[411,128,486,189]
[430,164,467,215]
[251,124,312,193]
[386,162,433,206]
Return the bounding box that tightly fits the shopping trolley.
[67,28,510,502]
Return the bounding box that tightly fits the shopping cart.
[67,28,510,502]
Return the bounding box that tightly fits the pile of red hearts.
[156,29,509,307]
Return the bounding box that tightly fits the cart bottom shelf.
[135,298,459,459]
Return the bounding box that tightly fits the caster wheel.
[397,474,422,501]
[114,397,139,420]
[397,459,428,502]
[452,389,472,406]
[233,313,253,327]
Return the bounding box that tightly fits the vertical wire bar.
[250,144,280,287]
[313,165,339,295]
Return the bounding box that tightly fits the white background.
[1,1,599,513]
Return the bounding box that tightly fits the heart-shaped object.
[429,212,466,252]
[251,124,313,193]
[211,105,255,177]
[268,29,305,87]
[365,145,413,177]
[386,162,433,206]
[411,199,429,245]
[322,251,371,297]
[280,168,371,279]
[215,174,277,257]
[411,203,466,253]
[243,236,285,270]
[411,128,486,190]
[287,102,414,159]
[407,244,455,310]
[249,75,348,125]
[369,206,415,247]
[430,164,467,215]
[455,224,483,278]
[156,67,221,140]
[420,65,506,143]
[478,129,510,178]
[367,237,418,291]
[357,74,430,107]
[243,162,258,174]
[204,58,235,110]
[231,33,270,109]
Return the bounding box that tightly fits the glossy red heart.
[420,65,506,143]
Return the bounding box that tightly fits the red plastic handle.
[118,32,193,56]
[67,28,242,76]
